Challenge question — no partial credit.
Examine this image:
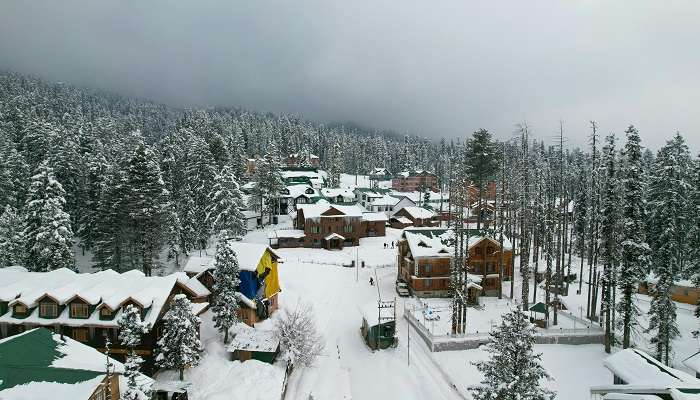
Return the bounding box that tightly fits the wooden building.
[0,267,209,373]
[227,323,280,363]
[391,170,439,192]
[391,206,439,227]
[287,202,387,249]
[184,242,282,327]
[396,228,512,298]
[639,276,700,306]
[0,327,152,400]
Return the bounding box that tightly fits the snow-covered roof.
[402,228,513,259]
[400,206,436,219]
[268,229,306,239]
[369,167,389,175]
[389,190,447,203]
[370,194,400,206]
[644,273,693,288]
[325,233,345,241]
[362,212,389,222]
[0,328,152,400]
[297,203,366,219]
[184,255,213,274]
[604,349,700,387]
[0,267,209,327]
[280,184,318,199]
[321,188,355,199]
[683,351,700,373]
[227,242,280,272]
[227,323,280,353]
[391,216,413,225]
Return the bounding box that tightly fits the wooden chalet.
[391,206,439,228]
[391,170,438,192]
[286,202,387,249]
[396,228,512,298]
[639,275,700,306]
[0,267,210,373]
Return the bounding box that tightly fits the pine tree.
[118,305,149,400]
[326,140,342,187]
[23,161,74,271]
[123,136,170,275]
[186,137,217,249]
[155,294,202,380]
[0,144,30,209]
[689,155,700,316]
[253,143,284,225]
[205,166,246,239]
[646,133,690,364]
[464,129,499,231]
[599,133,621,353]
[0,205,25,266]
[617,126,650,348]
[468,307,555,400]
[211,233,241,343]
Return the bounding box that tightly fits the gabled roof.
[227,323,280,353]
[0,267,209,327]
[227,242,280,272]
[399,206,436,220]
[297,202,366,219]
[604,349,700,387]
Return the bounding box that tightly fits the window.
[475,247,482,256]
[425,279,432,288]
[472,263,481,273]
[487,246,493,255]
[71,303,90,318]
[14,304,27,314]
[72,328,89,342]
[424,264,432,274]
[343,225,353,233]
[310,225,320,234]
[39,302,58,318]
[100,307,112,317]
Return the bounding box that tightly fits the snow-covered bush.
[275,303,324,371]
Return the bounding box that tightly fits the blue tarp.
[239,270,260,300]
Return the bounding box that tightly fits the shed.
[227,324,280,363]
[360,300,397,350]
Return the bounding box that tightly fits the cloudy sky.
[1,0,698,150]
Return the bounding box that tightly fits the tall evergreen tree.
[617,126,650,348]
[464,129,500,231]
[599,133,621,353]
[468,307,555,400]
[205,166,246,239]
[646,133,691,364]
[118,305,149,400]
[123,136,170,275]
[211,233,241,343]
[0,205,24,266]
[23,161,74,271]
[155,294,202,380]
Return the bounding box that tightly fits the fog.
[1,0,698,150]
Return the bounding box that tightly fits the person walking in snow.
[369,277,374,286]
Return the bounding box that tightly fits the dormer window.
[71,303,90,318]
[39,301,58,318]
[14,304,27,314]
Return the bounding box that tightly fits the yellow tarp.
[256,249,280,298]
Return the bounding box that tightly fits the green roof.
[529,302,547,314]
[0,328,104,390]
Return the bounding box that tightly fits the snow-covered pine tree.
[0,143,30,210]
[518,125,533,311]
[275,303,324,374]
[205,166,246,239]
[618,126,650,348]
[689,155,700,316]
[23,160,75,272]
[186,135,217,250]
[464,129,499,231]
[468,307,555,400]
[92,166,128,271]
[599,133,622,353]
[253,142,284,225]
[326,140,342,187]
[211,233,241,343]
[118,304,149,400]
[155,294,202,380]
[646,133,691,364]
[123,136,170,275]
[0,205,24,266]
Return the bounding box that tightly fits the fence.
[404,304,604,352]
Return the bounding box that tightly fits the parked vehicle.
[395,280,410,297]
